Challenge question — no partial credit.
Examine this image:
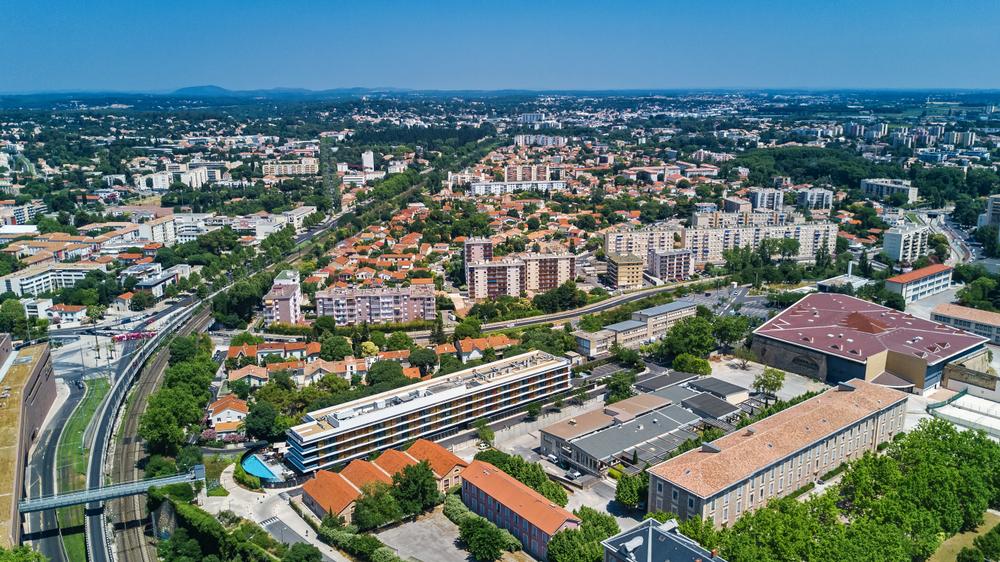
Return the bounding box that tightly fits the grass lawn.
[930,511,1000,562]
[56,378,110,562]
[204,454,237,496]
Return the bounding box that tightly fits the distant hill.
[169,85,411,99]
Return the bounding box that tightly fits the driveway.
[710,358,828,401]
[564,478,640,531]
[377,508,469,562]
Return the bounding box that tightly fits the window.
[688,498,695,510]
[657,482,663,493]
[672,489,679,501]
[722,507,728,522]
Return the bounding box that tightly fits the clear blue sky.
[3,0,999,92]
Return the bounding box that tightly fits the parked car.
[566,469,582,480]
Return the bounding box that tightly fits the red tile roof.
[885,263,952,285]
[373,450,417,476]
[406,439,467,477]
[462,460,579,535]
[302,471,360,516]
[340,460,392,488]
[208,394,248,415]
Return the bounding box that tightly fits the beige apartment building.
[647,379,907,528]
[262,158,319,176]
[606,252,643,290]
[682,222,838,266]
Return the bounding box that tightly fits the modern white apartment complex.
[285,351,573,472]
[262,158,319,176]
[137,215,178,247]
[882,224,929,263]
[314,283,436,326]
[469,181,566,196]
[0,262,108,296]
[648,379,907,528]
[604,226,683,261]
[263,270,303,326]
[573,300,697,358]
[860,178,918,204]
[689,210,800,228]
[513,135,567,147]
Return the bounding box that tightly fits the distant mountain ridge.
[170,85,412,98]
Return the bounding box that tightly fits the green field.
[56,378,110,562]
[930,511,1000,562]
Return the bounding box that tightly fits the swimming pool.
[242,454,278,481]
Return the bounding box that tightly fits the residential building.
[0,261,108,296]
[751,293,987,392]
[981,194,1000,227]
[282,206,318,232]
[682,223,838,267]
[603,519,727,562]
[503,164,550,182]
[860,178,918,204]
[467,259,526,300]
[462,460,581,560]
[606,252,643,290]
[137,215,177,247]
[207,395,248,435]
[362,150,375,172]
[747,188,783,211]
[513,135,567,148]
[884,263,952,303]
[262,158,319,176]
[796,187,834,210]
[468,181,566,196]
[263,270,303,326]
[882,224,929,263]
[690,210,798,228]
[286,351,572,472]
[721,197,751,213]
[463,237,494,281]
[932,303,1000,344]
[134,264,191,298]
[646,249,694,281]
[47,303,87,324]
[604,226,683,260]
[314,283,436,326]
[521,253,575,293]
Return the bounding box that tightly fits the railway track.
[109,308,212,562]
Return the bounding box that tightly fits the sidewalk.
[202,465,350,562]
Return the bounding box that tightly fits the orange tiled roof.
[406,439,467,478]
[886,263,952,285]
[302,471,360,516]
[208,394,248,415]
[340,460,393,489]
[373,449,417,476]
[462,460,579,535]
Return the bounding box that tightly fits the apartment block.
[860,178,918,204]
[648,379,907,528]
[467,259,526,300]
[138,215,177,247]
[503,164,550,182]
[604,226,683,261]
[747,188,783,211]
[647,249,694,281]
[513,135,567,147]
[462,460,580,561]
[689,210,798,228]
[263,270,303,326]
[796,187,834,210]
[606,252,643,290]
[682,223,838,266]
[885,263,952,303]
[463,237,494,282]
[285,351,573,472]
[262,158,319,176]
[882,224,929,263]
[468,181,566,196]
[314,283,436,326]
[521,253,575,293]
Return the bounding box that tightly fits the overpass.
[20,465,204,513]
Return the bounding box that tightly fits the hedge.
[234,461,261,490]
[442,494,521,552]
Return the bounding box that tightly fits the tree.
[86,304,106,324]
[672,353,711,376]
[615,472,644,508]
[138,407,186,455]
[392,461,440,516]
[548,507,620,562]
[231,331,264,346]
[656,317,716,360]
[408,347,438,377]
[605,371,636,404]
[320,335,353,361]
[453,317,482,340]
[713,315,749,351]
[752,367,785,405]
[244,401,283,442]
[130,290,155,311]
[574,386,589,405]
[282,543,322,562]
[367,361,405,386]
[229,378,251,399]
[459,516,505,562]
[473,418,494,444]
[431,312,448,344]
[882,291,906,312]
[733,345,757,369]
[526,402,542,419]
[353,482,403,531]
[360,341,379,357]
[957,547,985,562]
[386,331,415,351]
[0,299,27,339]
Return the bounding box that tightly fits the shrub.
[443,494,475,525]
[234,461,261,489]
[370,547,406,562]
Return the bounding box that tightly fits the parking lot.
[710,357,828,402]
[376,509,467,562]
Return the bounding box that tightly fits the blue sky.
[3,0,998,92]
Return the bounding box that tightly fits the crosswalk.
[260,516,279,527]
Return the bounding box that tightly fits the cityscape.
[3,2,1000,562]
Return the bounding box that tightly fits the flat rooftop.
[649,379,907,499]
[687,377,748,398]
[681,393,741,420]
[0,344,47,547]
[541,393,672,441]
[573,404,700,462]
[753,293,987,365]
[635,300,697,317]
[292,351,567,441]
[605,319,646,333]
[635,372,697,392]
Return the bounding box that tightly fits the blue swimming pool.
[242,454,278,481]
